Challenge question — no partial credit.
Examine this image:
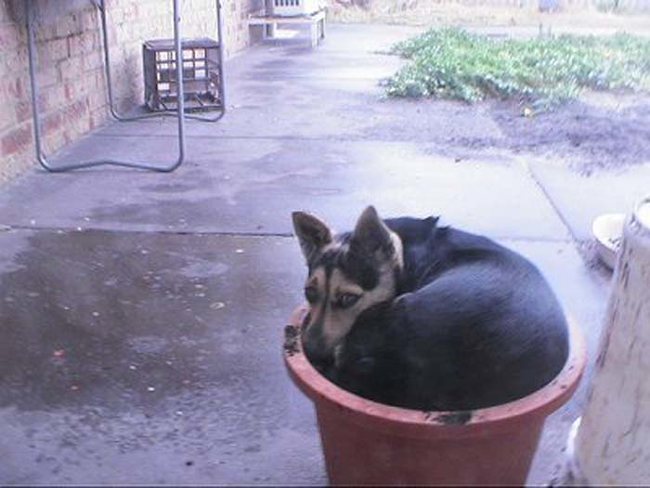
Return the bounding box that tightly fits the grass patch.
[386,28,650,107]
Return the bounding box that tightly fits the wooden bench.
[248,9,326,48]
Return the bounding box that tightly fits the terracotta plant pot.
[284,305,586,486]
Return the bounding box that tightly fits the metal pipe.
[24,0,186,172]
[215,0,226,111]
[25,0,50,171]
[167,0,185,173]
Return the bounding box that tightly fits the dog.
[292,206,569,411]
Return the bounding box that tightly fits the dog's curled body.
[292,207,569,411]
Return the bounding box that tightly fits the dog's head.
[292,206,404,366]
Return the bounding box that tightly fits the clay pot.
[284,305,586,486]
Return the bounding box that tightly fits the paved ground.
[0,23,646,485]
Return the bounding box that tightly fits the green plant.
[386,28,650,107]
[594,0,620,13]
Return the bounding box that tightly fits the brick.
[82,51,104,72]
[68,30,98,58]
[0,51,23,77]
[0,23,21,54]
[0,100,16,132]
[37,37,69,62]
[54,13,84,39]
[38,83,67,113]
[1,124,32,157]
[64,98,89,122]
[88,81,108,112]
[32,21,50,43]
[36,66,60,89]
[42,112,62,136]
[4,77,24,99]
[81,10,99,31]
[64,81,74,102]
[57,56,84,80]
[14,101,32,125]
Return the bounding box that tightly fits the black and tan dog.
[292,206,569,411]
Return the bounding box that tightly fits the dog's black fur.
[315,215,569,411]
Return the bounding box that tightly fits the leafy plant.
[386,28,650,106]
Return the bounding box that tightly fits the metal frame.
[98,0,226,123]
[24,0,225,172]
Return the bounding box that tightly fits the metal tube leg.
[24,0,185,172]
[98,0,120,121]
[25,0,51,172]
[169,0,185,172]
[215,0,226,111]
[266,22,276,38]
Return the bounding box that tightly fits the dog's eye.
[336,293,361,309]
[304,286,319,304]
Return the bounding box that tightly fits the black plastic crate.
[143,37,222,112]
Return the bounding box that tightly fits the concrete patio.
[1,22,649,485]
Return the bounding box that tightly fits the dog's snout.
[301,311,312,328]
[302,327,324,358]
[302,326,333,372]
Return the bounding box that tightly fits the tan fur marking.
[319,240,343,256]
[389,229,404,271]
[320,268,397,350]
[307,268,325,290]
[305,267,326,330]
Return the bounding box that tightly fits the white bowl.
[592,213,626,270]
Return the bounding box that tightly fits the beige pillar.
[570,197,650,485]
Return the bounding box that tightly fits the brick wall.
[0,0,262,184]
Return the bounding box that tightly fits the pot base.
[318,401,545,485]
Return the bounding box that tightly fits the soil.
[283,325,300,357]
[425,410,473,425]
[489,93,650,174]
[409,91,650,175]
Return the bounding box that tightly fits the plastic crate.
[143,37,222,112]
[273,0,321,16]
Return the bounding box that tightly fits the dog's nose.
[303,337,326,362]
[302,335,333,373]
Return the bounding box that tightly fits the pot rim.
[284,305,586,438]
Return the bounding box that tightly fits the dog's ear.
[292,211,333,261]
[350,206,395,260]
